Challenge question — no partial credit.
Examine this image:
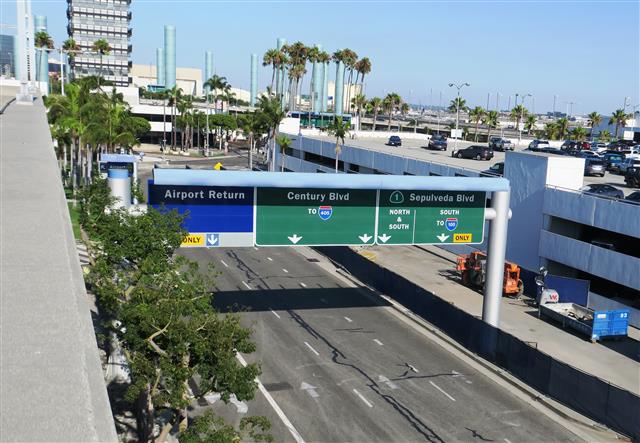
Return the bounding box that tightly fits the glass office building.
[66,0,132,86]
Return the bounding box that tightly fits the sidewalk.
[355,244,640,395]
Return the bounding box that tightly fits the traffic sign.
[376,190,486,245]
[181,233,204,247]
[206,233,220,247]
[255,187,377,246]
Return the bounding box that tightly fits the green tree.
[91,38,111,85]
[35,30,54,49]
[262,48,280,93]
[351,93,367,131]
[483,110,499,141]
[610,108,630,139]
[524,114,537,134]
[599,129,612,142]
[544,122,558,140]
[354,57,372,94]
[587,111,602,138]
[555,117,569,140]
[571,126,589,141]
[327,116,350,172]
[275,134,292,172]
[369,97,382,132]
[509,105,528,134]
[257,94,286,171]
[469,106,485,141]
[448,97,468,114]
[239,111,269,169]
[80,178,266,443]
[383,92,402,131]
[179,411,272,443]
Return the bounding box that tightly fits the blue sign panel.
[318,205,333,221]
[206,233,220,247]
[148,182,254,234]
[445,217,458,231]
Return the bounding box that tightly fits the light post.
[553,94,559,118]
[448,82,470,150]
[437,90,442,134]
[623,96,631,113]
[517,93,531,146]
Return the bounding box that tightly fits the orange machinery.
[455,251,524,296]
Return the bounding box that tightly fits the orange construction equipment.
[456,251,524,296]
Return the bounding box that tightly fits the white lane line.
[504,439,513,443]
[220,259,229,268]
[430,381,456,402]
[254,247,259,251]
[304,341,320,356]
[270,309,281,319]
[373,339,384,346]
[344,316,353,323]
[282,268,289,273]
[267,257,273,261]
[299,282,307,288]
[353,389,373,408]
[242,281,252,290]
[236,353,305,443]
[407,364,419,373]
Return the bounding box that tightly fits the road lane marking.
[236,353,305,443]
[373,339,384,346]
[242,281,252,290]
[270,309,281,319]
[344,316,353,323]
[300,382,319,398]
[304,341,320,356]
[299,282,307,288]
[430,381,456,401]
[220,259,229,268]
[407,363,419,373]
[282,268,289,273]
[254,247,259,251]
[267,257,273,261]
[353,389,373,408]
[504,439,513,443]
[378,375,398,390]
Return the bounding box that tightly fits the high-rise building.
[0,35,16,77]
[66,0,132,86]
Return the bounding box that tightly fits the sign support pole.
[482,190,510,327]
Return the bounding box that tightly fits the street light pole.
[518,93,531,146]
[448,82,470,151]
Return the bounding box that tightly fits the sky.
[2,0,639,115]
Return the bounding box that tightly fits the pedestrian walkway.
[356,244,640,394]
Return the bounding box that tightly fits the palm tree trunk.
[388,111,392,131]
[270,68,275,94]
[474,121,479,142]
[373,110,377,132]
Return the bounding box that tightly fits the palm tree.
[587,111,602,139]
[555,117,569,140]
[35,30,54,50]
[524,114,537,134]
[167,86,183,150]
[483,110,499,141]
[284,42,309,111]
[306,45,320,124]
[369,97,382,132]
[545,122,558,140]
[609,109,630,139]
[92,39,111,86]
[262,48,280,92]
[275,134,292,172]
[257,94,286,171]
[62,38,80,83]
[354,57,372,93]
[327,117,350,172]
[317,51,331,112]
[351,93,367,131]
[383,92,402,131]
[341,49,358,112]
[448,97,467,114]
[599,129,612,142]
[399,102,410,132]
[469,106,485,141]
[239,112,268,169]
[571,126,588,141]
[510,105,528,133]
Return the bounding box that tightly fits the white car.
[618,158,640,174]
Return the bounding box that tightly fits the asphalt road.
[180,245,581,443]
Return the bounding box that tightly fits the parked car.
[624,168,640,188]
[624,190,640,203]
[577,150,601,159]
[603,152,625,172]
[386,135,402,147]
[540,147,568,155]
[481,162,504,177]
[527,139,551,151]
[618,157,640,174]
[584,158,606,177]
[488,137,513,151]
[580,184,624,199]
[590,142,608,154]
[452,145,494,160]
[561,140,578,151]
[426,134,447,151]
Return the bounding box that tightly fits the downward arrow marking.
[358,233,372,243]
[378,234,391,243]
[437,233,450,242]
[287,234,302,244]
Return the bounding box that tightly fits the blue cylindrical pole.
[250,54,258,106]
[334,61,345,115]
[156,48,165,87]
[322,62,329,112]
[204,51,213,93]
[164,25,176,89]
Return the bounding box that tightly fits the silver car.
[584,159,605,177]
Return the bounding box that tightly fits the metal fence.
[316,246,640,441]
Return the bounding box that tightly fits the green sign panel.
[255,187,377,246]
[376,190,486,245]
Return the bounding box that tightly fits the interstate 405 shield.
[255,187,377,246]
